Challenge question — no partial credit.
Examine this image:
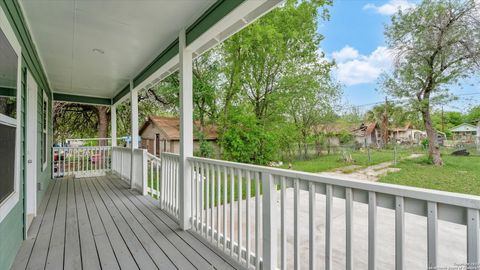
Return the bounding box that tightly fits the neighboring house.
[139,116,218,156]
[450,123,478,143]
[414,130,446,146]
[477,120,480,146]
[389,123,415,143]
[352,122,382,147]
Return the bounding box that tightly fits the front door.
[25,71,37,230]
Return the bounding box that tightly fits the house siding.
[0,64,26,270]
[36,86,52,205]
[0,0,53,267]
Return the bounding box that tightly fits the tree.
[53,103,110,145]
[382,0,480,165]
[465,105,480,124]
[222,0,332,124]
[287,71,340,159]
[218,0,336,163]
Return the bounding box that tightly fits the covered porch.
[1,0,480,269]
[12,175,239,270]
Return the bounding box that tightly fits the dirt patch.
[317,153,423,182]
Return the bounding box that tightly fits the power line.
[345,92,480,110]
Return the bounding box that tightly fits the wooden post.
[179,28,193,230]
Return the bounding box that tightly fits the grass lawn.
[379,155,480,195]
[283,148,421,173]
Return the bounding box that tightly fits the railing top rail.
[53,146,111,149]
[188,156,480,209]
[162,152,180,159]
[112,146,130,150]
[147,152,161,161]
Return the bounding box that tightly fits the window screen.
[0,123,16,204]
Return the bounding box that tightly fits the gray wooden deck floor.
[11,175,240,270]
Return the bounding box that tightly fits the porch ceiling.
[19,0,216,99]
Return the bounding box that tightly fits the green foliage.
[338,131,353,144]
[465,106,480,124]
[381,0,480,164]
[421,138,429,148]
[193,128,214,158]
[364,102,422,128]
[219,109,277,165]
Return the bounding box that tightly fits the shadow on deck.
[11,175,239,270]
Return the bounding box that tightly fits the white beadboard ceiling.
[19,0,216,98]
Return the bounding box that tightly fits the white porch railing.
[184,156,480,270]
[111,146,149,192]
[147,153,180,220]
[52,146,111,178]
[76,148,480,269]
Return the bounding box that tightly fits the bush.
[219,111,277,165]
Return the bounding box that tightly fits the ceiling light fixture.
[92,48,105,54]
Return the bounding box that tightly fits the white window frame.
[42,91,48,171]
[0,7,22,224]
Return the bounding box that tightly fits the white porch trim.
[179,28,193,230]
[111,105,117,147]
[130,80,139,189]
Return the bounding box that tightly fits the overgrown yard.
[379,155,480,195]
[283,148,420,173]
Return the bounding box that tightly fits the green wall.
[0,65,26,270]
[36,86,52,205]
[0,0,53,268]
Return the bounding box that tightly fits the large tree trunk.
[422,108,443,165]
[97,106,109,146]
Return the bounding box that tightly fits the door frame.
[25,70,37,230]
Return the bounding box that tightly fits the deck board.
[107,176,237,270]
[64,178,81,270]
[12,175,240,270]
[74,179,101,270]
[79,178,119,270]
[11,182,55,270]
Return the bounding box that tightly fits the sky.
[318,0,480,113]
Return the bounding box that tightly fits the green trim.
[0,86,16,97]
[186,0,244,45]
[113,0,245,104]
[53,93,112,106]
[112,84,130,104]
[1,0,52,96]
[132,39,179,91]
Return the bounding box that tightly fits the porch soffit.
[17,0,282,106]
[19,0,217,99]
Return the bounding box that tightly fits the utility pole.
[441,106,445,132]
[382,96,389,148]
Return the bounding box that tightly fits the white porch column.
[130,80,139,189]
[179,28,193,230]
[111,105,117,146]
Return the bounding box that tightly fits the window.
[0,12,21,223]
[42,92,48,171]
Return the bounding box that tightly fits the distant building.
[139,116,218,156]
[450,123,478,143]
[476,120,480,146]
[389,123,416,143]
[352,122,382,147]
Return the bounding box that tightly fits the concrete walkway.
[210,188,466,269]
